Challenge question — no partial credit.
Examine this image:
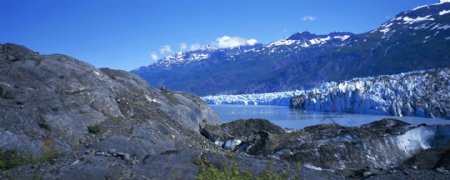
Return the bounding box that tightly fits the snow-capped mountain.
[156,46,217,67]
[268,32,351,47]
[132,2,450,96]
[372,0,450,38]
[133,44,263,70]
[203,68,450,119]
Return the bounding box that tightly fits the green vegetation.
[0,148,59,170]
[102,70,117,80]
[88,124,101,134]
[0,150,34,170]
[195,155,302,180]
[0,139,60,170]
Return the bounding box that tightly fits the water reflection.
[211,105,450,129]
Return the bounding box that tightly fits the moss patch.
[88,124,101,134]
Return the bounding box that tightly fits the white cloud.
[159,45,172,54]
[246,39,258,46]
[150,52,158,61]
[190,43,203,51]
[302,16,316,21]
[153,36,258,56]
[180,43,188,51]
[213,36,258,48]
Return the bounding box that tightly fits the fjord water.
[211,105,450,129]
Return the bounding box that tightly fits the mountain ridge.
[132,2,450,96]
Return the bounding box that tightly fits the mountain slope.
[132,2,450,96]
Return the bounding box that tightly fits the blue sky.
[0,0,438,70]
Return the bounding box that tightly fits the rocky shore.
[200,118,450,178]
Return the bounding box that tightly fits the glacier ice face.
[202,90,303,106]
[203,68,450,119]
[291,68,450,119]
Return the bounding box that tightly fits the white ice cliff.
[202,90,302,106]
[290,68,449,119]
[203,68,450,119]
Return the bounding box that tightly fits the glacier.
[202,90,302,106]
[202,68,450,119]
[291,68,449,119]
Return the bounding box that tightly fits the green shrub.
[0,139,60,171]
[40,148,59,163]
[196,161,254,180]
[87,124,101,134]
[0,150,34,170]
[195,156,301,180]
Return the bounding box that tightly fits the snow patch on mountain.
[334,35,351,41]
[153,46,218,67]
[431,23,450,30]
[267,32,351,48]
[378,23,394,34]
[268,39,297,47]
[439,9,450,15]
[413,5,431,11]
[397,15,435,24]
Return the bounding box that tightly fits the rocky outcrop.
[200,119,286,151]
[0,43,220,163]
[290,68,450,119]
[201,118,450,174]
[362,144,450,179]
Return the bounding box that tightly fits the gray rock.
[95,151,106,156]
[0,43,223,178]
[124,153,130,161]
[107,149,116,154]
[0,43,221,158]
[202,118,450,172]
[0,82,16,99]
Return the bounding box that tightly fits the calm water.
[211,105,450,129]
